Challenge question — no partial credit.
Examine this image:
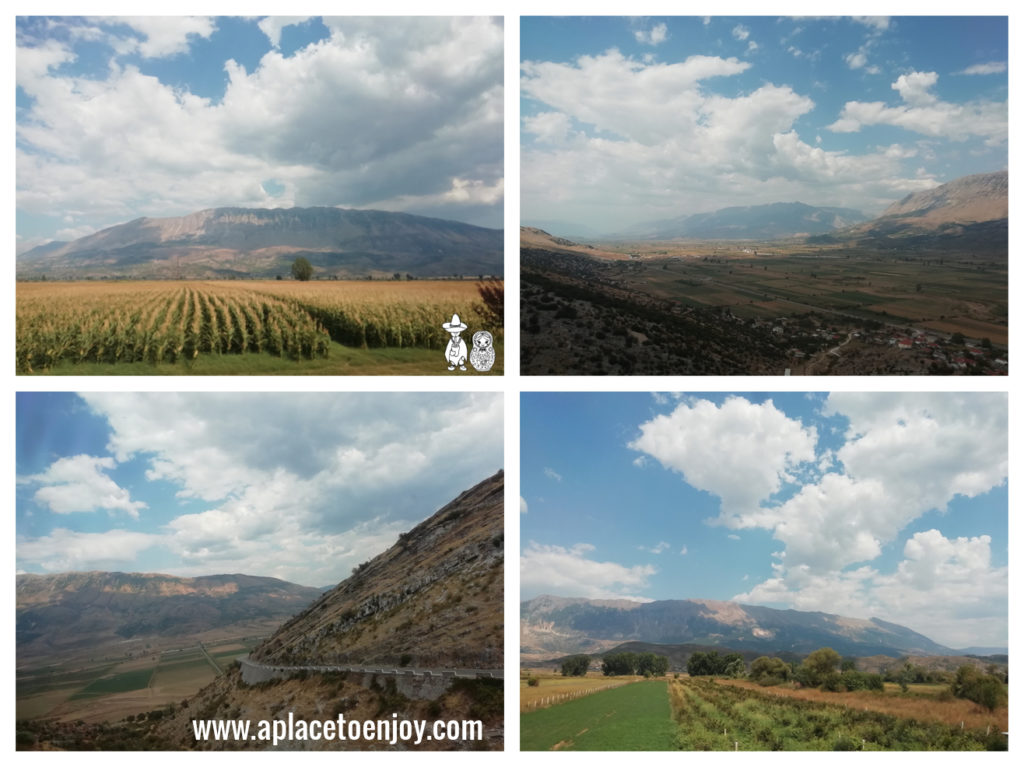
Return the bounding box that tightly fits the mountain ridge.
[521,594,952,661]
[615,201,868,240]
[17,206,503,279]
[16,571,324,660]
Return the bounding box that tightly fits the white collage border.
[5,1,1018,764]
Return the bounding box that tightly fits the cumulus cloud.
[521,48,942,228]
[629,397,817,524]
[633,393,1006,646]
[634,22,668,46]
[27,455,146,518]
[520,542,655,600]
[16,393,503,585]
[16,16,503,237]
[520,496,528,514]
[732,24,750,41]
[829,71,1007,144]
[736,530,1007,647]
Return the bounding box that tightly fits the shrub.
[527,677,539,687]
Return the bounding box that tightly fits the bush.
[526,676,539,687]
[951,665,1008,711]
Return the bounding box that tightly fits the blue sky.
[16,16,504,252]
[16,393,503,588]
[521,392,1007,648]
[521,16,1008,235]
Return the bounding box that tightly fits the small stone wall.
[237,657,497,701]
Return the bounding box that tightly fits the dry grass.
[719,679,1007,732]
[519,672,637,711]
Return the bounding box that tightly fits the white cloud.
[257,16,312,48]
[520,542,655,600]
[845,51,868,70]
[736,529,1006,648]
[544,467,563,482]
[629,397,817,524]
[113,16,216,59]
[520,496,528,514]
[829,71,1007,144]
[28,455,146,518]
[851,17,890,32]
[638,541,670,555]
[679,545,688,555]
[38,393,506,585]
[521,48,940,228]
[17,528,161,572]
[892,71,938,106]
[732,24,750,41]
[726,393,1007,647]
[957,61,1007,76]
[634,22,668,47]
[17,17,503,234]
[523,111,574,145]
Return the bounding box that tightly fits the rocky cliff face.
[253,471,503,670]
[17,206,503,279]
[521,595,951,660]
[16,572,323,659]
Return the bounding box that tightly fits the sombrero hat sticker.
[443,313,468,332]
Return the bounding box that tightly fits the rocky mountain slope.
[16,572,323,660]
[521,595,951,660]
[811,171,1007,251]
[620,202,867,240]
[876,171,1007,226]
[253,471,504,670]
[17,207,503,279]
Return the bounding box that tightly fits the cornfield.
[16,280,500,373]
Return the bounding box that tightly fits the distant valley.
[521,171,1007,376]
[17,571,324,663]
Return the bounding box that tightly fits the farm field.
[624,251,1007,345]
[519,670,634,711]
[16,637,260,723]
[671,678,1006,751]
[521,680,676,750]
[16,280,503,375]
[718,678,1008,732]
[519,677,1007,751]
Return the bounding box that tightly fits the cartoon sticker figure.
[443,313,468,370]
[470,330,494,372]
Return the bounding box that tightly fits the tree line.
[559,651,670,678]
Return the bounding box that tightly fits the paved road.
[239,655,503,680]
